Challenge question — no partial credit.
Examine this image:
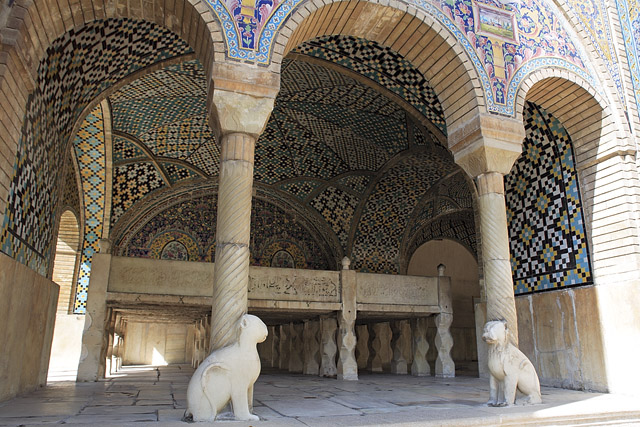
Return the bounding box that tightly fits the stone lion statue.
[185,314,268,422]
[482,320,542,406]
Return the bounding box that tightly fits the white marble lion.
[186,314,268,422]
[482,319,542,406]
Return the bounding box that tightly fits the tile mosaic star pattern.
[505,102,592,294]
[0,18,191,274]
[72,105,107,313]
[111,163,165,224]
[310,186,360,249]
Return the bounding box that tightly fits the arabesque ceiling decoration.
[204,0,599,116]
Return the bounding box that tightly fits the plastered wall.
[0,252,58,401]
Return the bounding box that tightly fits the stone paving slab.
[2,365,640,426]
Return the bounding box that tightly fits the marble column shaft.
[320,316,338,377]
[476,172,518,345]
[303,320,320,375]
[210,133,256,351]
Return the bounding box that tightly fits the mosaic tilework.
[445,173,473,209]
[410,199,437,237]
[186,143,220,176]
[121,194,332,270]
[278,180,322,201]
[61,151,80,212]
[111,163,165,224]
[310,186,360,250]
[567,0,625,109]
[617,0,640,122]
[505,102,592,294]
[71,105,107,313]
[112,135,146,162]
[336,174,371,194]
[150,231,199,260]
[296,36,446,133]
[163,162,201,184]
[112,97,206,140]
[205,0,598,116]
[352,151,457,273]
[139,115,215,159]
[0,18,191,274]
[407,211,477,259]
[256,58,408,183]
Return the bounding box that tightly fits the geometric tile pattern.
[336,174,371,194]
[163,163,200,184]
[0,18,191,274]
[617,0,640,122]
[120,194,333,270]
[407,211,477,259]
[352,151,457,273]
[310,186,360,250]
[112,135,146,162]
[278,180,322,201]
[71,105,107,313]
[111,163,165,224]
[296,36,446,134]
[505,102,592,294]
[61,151,80,212]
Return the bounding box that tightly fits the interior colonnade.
[2,0,640,406]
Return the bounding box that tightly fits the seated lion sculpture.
[186,314,268,422]
[482,320,542,406]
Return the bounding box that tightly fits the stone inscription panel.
[249,267,340,302]
[356,273,439,306]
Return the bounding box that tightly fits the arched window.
[52,209,80,314]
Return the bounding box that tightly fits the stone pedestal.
[320,316,337,377]
[411,317,430,376]
[391,320,409,374]
[289,323,304,373]
[303,320,320,375]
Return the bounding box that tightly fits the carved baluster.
[271,325,279,368]
[289,322,304,373]
[390,320,409,374]
[356,325,369,370]
[320,316,337,377]
[435,313,455,378]
[411,317,430,376]
[303,320,320,375]
[279,324,290,370]
[338,262,358,380]
[368,323,385,372]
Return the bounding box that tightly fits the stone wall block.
[356,324,369,370]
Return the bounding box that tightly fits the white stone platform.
[1,365,640,426]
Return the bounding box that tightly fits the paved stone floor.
[1,365,640,426]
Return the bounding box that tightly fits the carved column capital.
[449,113,524,178]
[208,62,279,139]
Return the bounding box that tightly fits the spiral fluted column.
[476,172,518,346]
[210,132,256,351]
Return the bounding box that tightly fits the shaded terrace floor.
[1,365,640,426]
